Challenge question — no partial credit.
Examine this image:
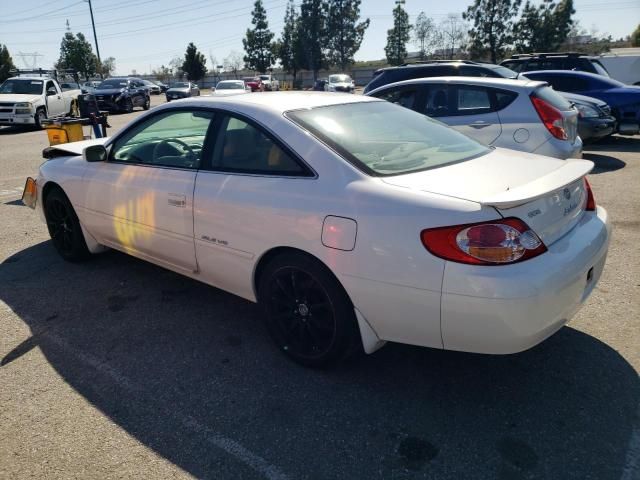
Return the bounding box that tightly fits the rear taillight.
[531,94,567,140]
[584,177,596,211]
[421,218,547,265]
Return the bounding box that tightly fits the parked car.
[313,78,328,91]
[258,74,280,91]
[522,70,640,135]
[166,82,200,101]
[141,79,161,95]
[94,77,150,113]
[0,75,81,128]
[24,93,610,368]
[153,81,169,93]
[363,60,519,94]
[367,76,582,159]
[560,92,617,142]
[212,80,250,96]
[81,81,101,94]
[501,52,610,77]
[325,74,355,93]
[242,76,264,92]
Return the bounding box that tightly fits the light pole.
[85,0,101,74]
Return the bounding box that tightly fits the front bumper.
[166,93,188,101]
[0,113,36,125]
[95,96,127,112]
[578,116,617,141]
[441,206,611,354]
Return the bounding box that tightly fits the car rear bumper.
[440,206,610,354]
[533,135,583,159]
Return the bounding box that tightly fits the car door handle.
[168,194,186,208]
[469,121,491,129]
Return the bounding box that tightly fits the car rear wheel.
[44,188,91,262]
[258,252,360,368]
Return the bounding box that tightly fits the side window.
[453,86,492,115]
[374,87,419,110]
[493,89,518,110]
[212,116,308,176]
[111,110,214,169]
[422,85,451,117]
[46,81,57,95]
[460,66,493,77]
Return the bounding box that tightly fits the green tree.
[463,0,521,63]
[0,44,16,83]
[633,24,640,47]
[513,0,575,53]
[385,1,411,66]
[55,32,98,80]
[243,0,275,72]
[181,42,207,81]
[297,0,327,80]
[326,0,370,70]
[413,12,436,60]
[276,0,303,82]
[100,56,116,77]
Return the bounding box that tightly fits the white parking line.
[41,330,290,480]
[621,400,640,480]
[0,187,24,198]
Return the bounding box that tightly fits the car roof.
[8,76,47,81]
[368,76,546,93]
[159,91,379,115]
[524,69,599,78]
[377,61,500,72]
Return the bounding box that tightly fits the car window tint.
[494,89,518,110]
[456,86,491,113]
[212,116,307,176]
[460,66,491,77]
[46,81,56,94]
[423,85,451,117]
[374,87,418,109]
[111,110,214,169]
[501,61,522,72]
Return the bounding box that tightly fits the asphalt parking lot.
[1,94,639,480]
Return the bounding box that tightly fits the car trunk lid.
[382,148,593,245]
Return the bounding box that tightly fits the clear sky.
[1,0,638,75]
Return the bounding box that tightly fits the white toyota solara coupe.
[22,93,611,367]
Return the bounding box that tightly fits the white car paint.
[367,76,583,159]
[212,80,250,96]
[30,93,611,358]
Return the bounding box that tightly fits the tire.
[34,108,47,129]
[143,96,150,110]
[258,252,360,368]
[44,188,91,262]
[124,98,133,113]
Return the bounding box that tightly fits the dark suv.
[500,53,610,77]
[363,60,519,94]
[94,77,151,113]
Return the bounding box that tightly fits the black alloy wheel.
[124,98,134,113]
[143,96,150,110]
[44,189,90,262]
[259,253,360,367]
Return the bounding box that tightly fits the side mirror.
[83,144,107,162]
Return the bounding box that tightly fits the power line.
[0,1,85,24]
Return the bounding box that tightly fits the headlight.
[575,103,600,118]
[15,102,33,114]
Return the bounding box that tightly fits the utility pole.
[86,0,101,70]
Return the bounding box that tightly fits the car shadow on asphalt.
[582,153,626,174]
[1,241,638,480]
[0,126,37,135]
[586,135,640,154]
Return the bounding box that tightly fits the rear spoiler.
[481,159,593,209]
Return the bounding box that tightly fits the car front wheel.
[258,252,360,368]
[44,188,91,262]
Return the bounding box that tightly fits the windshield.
[0,79,43,95]
[490,65,519,79]
[286,101,490,176]
[330,75,351,83]
[97,79,128,89]
[217,82,244,90]
[259,75,270,80]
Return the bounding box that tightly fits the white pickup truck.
[258,74,280,91]
[0,76,81,128]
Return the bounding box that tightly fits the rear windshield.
[286,101,490,176]
[0,79,43,95]
[534,86,573,111]
[330,74,351,83]
[217,82,244,90]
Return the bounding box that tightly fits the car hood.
[381,147,591,207]
[213,90,247,96]
[94,88,125,95]
[167,88,189,93]
[0,94,41,103]
[330,82,353,88]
